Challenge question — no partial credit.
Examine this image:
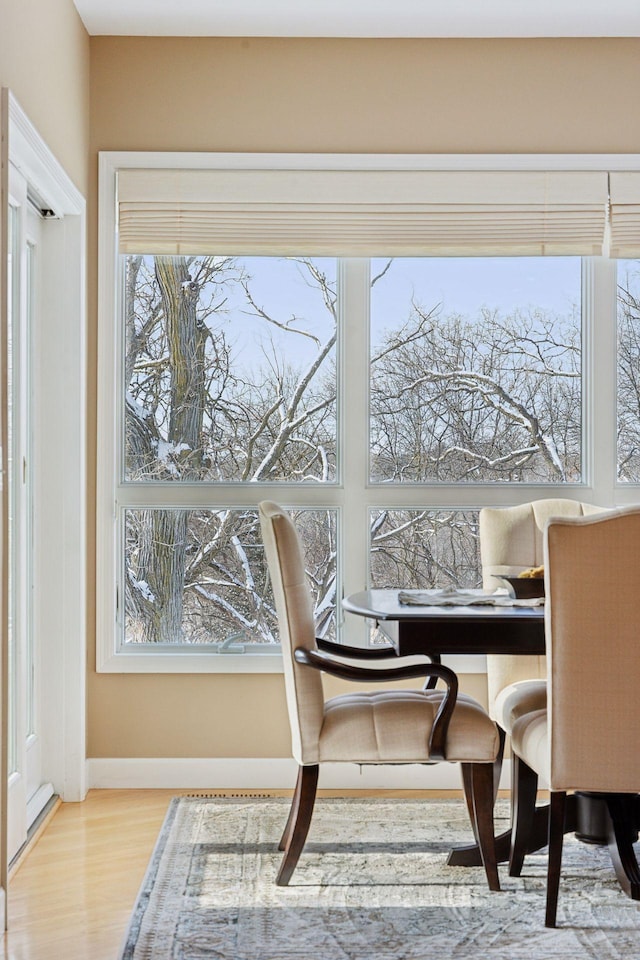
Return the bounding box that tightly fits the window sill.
[96,648,485,675]
[97,649,285,674]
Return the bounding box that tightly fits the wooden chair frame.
[275,646,500,891]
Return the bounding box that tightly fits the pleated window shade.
[116,167,612,258]
[609,172,640,258]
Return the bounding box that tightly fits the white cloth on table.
[397,586,545,607]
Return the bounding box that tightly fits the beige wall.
[88,36,640,760]
[1,0,90,195]
[90,37,640,155]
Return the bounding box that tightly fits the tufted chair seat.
[493,678,548,738]
[319,689,499,764]
[510,708,549,785]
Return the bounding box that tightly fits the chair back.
[479,498,603,716]
[545,506,640,793]
[259,501,325,764]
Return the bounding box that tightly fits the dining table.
[329,587,640,898]
[340,587,545,659]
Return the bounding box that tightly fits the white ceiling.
[73,0,640,38]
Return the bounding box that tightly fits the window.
[121,255,338,653]
[617,259,640,481]
[369,257,582,484]
[123,256,338,486]
[97,153,640,672]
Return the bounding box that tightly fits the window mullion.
[339,258,371,645]
[586,257,618,503]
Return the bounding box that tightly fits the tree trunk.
[138,257,208,642]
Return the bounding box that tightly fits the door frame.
[1,89,86,878]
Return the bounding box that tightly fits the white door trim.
[5,90,87,804]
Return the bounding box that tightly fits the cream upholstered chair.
[479,499,603,738]
[508,506,640,926]
[258,500,501,889]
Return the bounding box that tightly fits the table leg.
[448,786,640,904]
[447,805,552,868]
[574,790,609,845]
[605,794,640,900]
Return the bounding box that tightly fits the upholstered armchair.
[479,499,603,738]
[509,507,640,926]
[258,500,501,890]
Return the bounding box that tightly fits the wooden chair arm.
[316,637,396,659]
[293,647,458,761]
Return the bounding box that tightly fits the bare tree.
[135,259,207,640]
[123,255,337,644]
[370,509,482,590]
[122,254,597,644]
[617,263,640,480]
[371,302,581,484]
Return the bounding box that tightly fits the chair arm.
[293,647,458,761]
[317,637,397,659]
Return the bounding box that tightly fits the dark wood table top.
[343,588,544,623]
[337,588,545,657]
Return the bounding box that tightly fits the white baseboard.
[27,782,55,828]
[87,757,512,791]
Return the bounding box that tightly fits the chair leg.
[545,791,566,928]
[460,728,505,844]
[279,765,303,851]
[509,754,539,877]
[460,762,479,844]
[493,727,506,803]
[469,762,501,891]
[276,764,319,886]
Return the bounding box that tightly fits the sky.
[370,255,581,335]
[214,255,583,368]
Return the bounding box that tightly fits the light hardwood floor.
[2,789,182,960]
[0,787,469,960]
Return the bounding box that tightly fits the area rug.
[120,796,640,960]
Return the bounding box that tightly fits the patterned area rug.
[120,796,640,959]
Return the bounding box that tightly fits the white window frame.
[97,151,640,674]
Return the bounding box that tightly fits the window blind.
[116,167,609,257]
[609,172,640,258]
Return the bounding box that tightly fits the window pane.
[123,256,337,483]
[124,507,336,647]
[617,259,640,482]
[370,257,582,483]
[370,509,481,589]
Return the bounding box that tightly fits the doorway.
[6,168,56,861]
[2,90,87,875]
